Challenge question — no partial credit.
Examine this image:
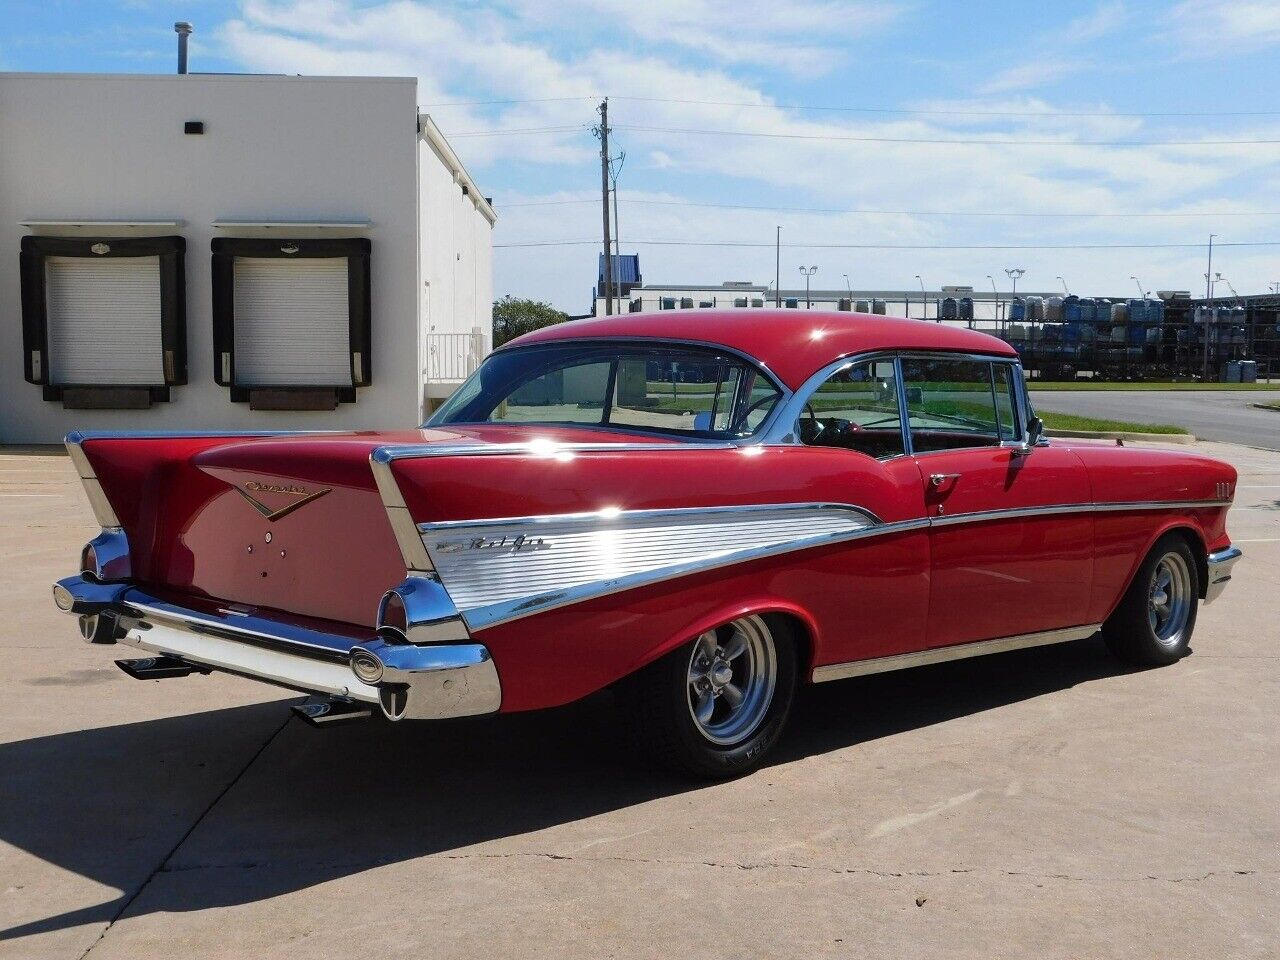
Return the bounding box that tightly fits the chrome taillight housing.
[80,529,131,583]
[373,575,470,646]
[376,589,410,642]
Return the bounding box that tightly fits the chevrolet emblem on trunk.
[234,480,332,522]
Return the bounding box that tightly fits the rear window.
[431,342,783,439]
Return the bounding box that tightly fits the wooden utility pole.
[596,99,613,315]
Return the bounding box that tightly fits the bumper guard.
[1204,545,1242,604]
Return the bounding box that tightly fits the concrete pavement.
[1030,389,1280,449]
[1,442,1276,959]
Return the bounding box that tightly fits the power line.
[447,123,1280,146]
[423,95,597,107]
[449,124,587,138]
[614,124,1280,147]
[498,197,1280,218]
[495,238,1280,250]
[609,95,1280,120]
[422,93,1280,120]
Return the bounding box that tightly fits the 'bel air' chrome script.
[436,534,549,555]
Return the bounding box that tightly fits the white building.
[592,264,1056,329]
[0,72,495,443]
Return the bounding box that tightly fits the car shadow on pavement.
[1,634,1135,942]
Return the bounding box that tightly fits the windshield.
[430,342,784,439]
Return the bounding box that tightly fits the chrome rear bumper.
[51,576,501,721]
[1205,545,1242,604]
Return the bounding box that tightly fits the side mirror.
[1027,416,1045,446]
[1007,416,1044,456]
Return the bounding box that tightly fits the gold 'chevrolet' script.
[233,480,332,522]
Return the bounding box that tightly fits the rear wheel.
[1103,534,1200,666]
[623,615,797,779]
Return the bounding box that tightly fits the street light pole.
[987,275,1000,330]
[1057,276,1069,295]
[915,275,926,321]
[1203,234,1215,382]
[843,273,852,303]
[799,266,818,308]
[1130,276,1145,301]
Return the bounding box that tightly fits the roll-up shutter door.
[232,257,352,386]
[44,256,165,385]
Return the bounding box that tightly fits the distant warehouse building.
[0,71,495,443]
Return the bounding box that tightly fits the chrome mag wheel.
[1149,551,1193,647]
[686,615,778,746]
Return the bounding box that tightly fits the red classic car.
[53,310,1241,777]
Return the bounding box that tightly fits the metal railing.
[425,332,486,382]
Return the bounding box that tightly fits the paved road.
[1031,389,1280,449]
[2,445,1277,959]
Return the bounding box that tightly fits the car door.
[901,355,1094,648]
[792,355,931,663]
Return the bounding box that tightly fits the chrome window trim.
[812,623,1102,683]
[764,349,1024,450]
[431,336,794,441]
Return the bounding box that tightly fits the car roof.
[504,309,1018,390]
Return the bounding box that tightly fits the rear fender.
[627,596,822,681]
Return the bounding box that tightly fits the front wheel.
[1103,534,1200,666]
[622,615,797,779]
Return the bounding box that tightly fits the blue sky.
[4,0,1279,311]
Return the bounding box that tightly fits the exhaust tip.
[292,697,373,727]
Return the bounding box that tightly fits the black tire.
[1102,533,1200,666]
[621,614,798,779]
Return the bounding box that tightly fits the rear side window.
[901,358,1018,452]
[432,343,783,439]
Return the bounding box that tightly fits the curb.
[1048,429,1197,444]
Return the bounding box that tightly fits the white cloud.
[980,60,1082,96]
[978,2,1126,94]
[1166,0,1280,53]
[219,0,1280,309]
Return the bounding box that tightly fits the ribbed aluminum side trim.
[425,509,926,631]
[812,623,1102,683]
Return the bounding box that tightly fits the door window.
[797,358,904,459]
[902,358,1011,452]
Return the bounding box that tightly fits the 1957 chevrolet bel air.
[53,310,1241,777]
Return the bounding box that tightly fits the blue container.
[1010,299,1026,321]
[1062,296,1082,324]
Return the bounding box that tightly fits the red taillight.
[81,543,98,579]
[377,590,408,640]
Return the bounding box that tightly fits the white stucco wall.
[0,72,428,443]
[417,122,495,406]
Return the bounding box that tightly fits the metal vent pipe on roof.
[175,22,193,74]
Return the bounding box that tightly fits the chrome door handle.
[929,473,960,487]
